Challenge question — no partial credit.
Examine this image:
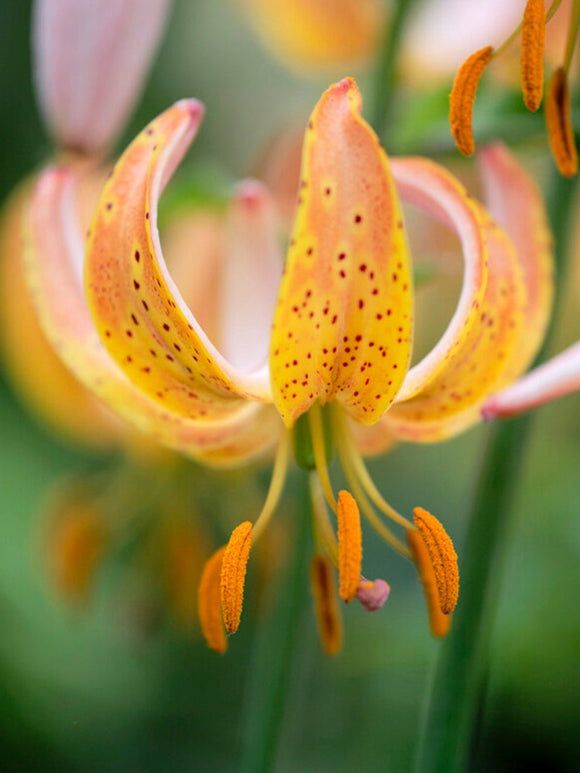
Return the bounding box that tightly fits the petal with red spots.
[270,78,413,427]
[85,100,273,427]
[25,165,279,465]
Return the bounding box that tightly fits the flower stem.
[416,168,578,773]
[370,0,418,136]
[239,474,311,773]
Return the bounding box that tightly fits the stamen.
[220,521,253,633]
[198,546,227,653]
[309,473,339,566]
[545,67,578,177]
[340,462,411,558]
[309,403,337,513]
[521,0,546,112]
[252,430,291,542]
[407,529,452,638]
[337,490,363,603]
[449,46,493,156]
[412,508,459,614]
[310,553,343,655]
[332,405,412,531]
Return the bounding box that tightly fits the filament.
[252,429,291,542]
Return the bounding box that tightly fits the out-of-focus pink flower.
[33,0,171,153]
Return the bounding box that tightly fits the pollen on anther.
[337,491,362,603]
[220,522,252,634]
[450,45,493,156]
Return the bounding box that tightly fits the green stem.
[239,475,311,773]
[416,169,578,773]
[370,0,418,135]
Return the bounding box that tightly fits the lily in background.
[0,0,219,632]
[25,75,554,653]
[232,0,385,72]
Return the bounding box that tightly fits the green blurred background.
[1,1,579,770]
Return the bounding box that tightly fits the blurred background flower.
[0,1,579,771]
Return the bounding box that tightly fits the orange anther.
[310,554,343,656]
[450,46,493,156]
[198,547,227,653]
[337,490,363,603]
[545,67,578,177]
[521,0,546,112]
[407,529,452,638]
[412,507,459,614]
[220,521,253,633]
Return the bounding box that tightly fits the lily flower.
[232,0,384,73]
[1,0,172,447]
[25,79,553,652]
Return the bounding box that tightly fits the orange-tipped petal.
[482,341,580,419]
[238,0,383,71]
[33,0,171,152]
[198,547,227,653]
[310,554,343,655]
[220,521,253,634]
[270,79,413,427]
[85,100,273,422]
[337,490,363,603]
[25,165,278,464]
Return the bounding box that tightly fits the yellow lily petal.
[390,158,489,402]
[24,166,278,465]
[385,210,525,441]
[478,143,554,379]
[0,179,119,449]
[237,0,383,71]
[270,78,413,428]
[85,100,272,427]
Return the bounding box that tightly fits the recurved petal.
[33,0,171,153]
[384,208,526,441]
[270,79,413,428]
[477,142,554,377]
[24,165,278,465]
[482,341,580,419]
[391,157,489,402]
[237,0,384,71]
[0,179,118,449]
[85,100,273,430]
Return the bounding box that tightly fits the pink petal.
[219,180,283,373]
[482,342,580,419]
[33,0,171,153]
